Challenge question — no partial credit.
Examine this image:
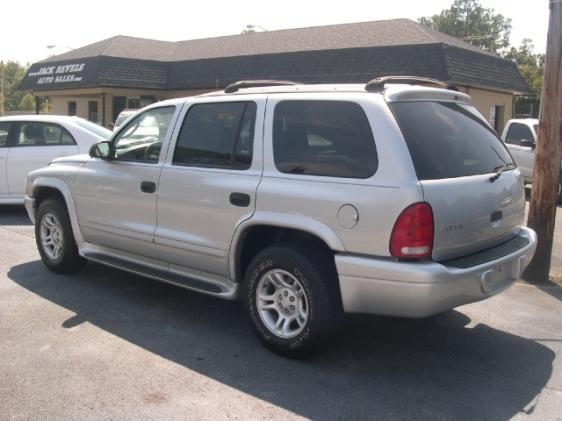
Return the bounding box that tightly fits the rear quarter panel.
[258,93,423,257]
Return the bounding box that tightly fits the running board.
[82,251,232,297]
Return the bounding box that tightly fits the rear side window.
[173,101,256,170]
[505,123,535,145]
[273,100,378,178]
[0,123,10,147]
[390,101,514,180]
[16,123,75,146]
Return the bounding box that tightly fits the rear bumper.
[335,227,537,318]
[24,195,36,225]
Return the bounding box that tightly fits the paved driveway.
[1,205,561,420]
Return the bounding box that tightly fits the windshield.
[390,101,514,180]
[74,119,112,139]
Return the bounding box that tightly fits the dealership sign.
[27,63,86,85]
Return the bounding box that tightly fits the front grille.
[442,235,530,269]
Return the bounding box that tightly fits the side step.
[83,251,224,295]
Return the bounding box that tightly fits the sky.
[0,0,549,65]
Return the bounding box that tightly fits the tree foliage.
[0,61,28,112]
[18,92,35,111]
[419,0,512,53]
[504,38,544,96]
[504,39,544,117]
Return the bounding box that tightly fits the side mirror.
[520,139,536,149]
[89,141,112,159]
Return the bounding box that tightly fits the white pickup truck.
[501,118,562,203]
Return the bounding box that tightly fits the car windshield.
[74,119,112,139]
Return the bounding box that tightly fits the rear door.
[155,98,264,278]
[0,122,12,198]
[390,101,524,261]
[7,122,78,197]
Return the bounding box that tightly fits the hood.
[51,154,91,164]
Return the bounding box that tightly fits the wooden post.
[524,0,562,281]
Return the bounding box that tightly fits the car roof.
[0,114,86,124]
[192,83,470,104]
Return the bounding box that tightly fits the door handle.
[229,192,251,207]
[140,181,157,193]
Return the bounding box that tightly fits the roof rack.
[224,80,299,93]
[365,76,448,93]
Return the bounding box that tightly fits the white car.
[500,118,562,202]
[0,115,111,204]
[113,109,138,130]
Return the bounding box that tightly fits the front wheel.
[243,244,341,357]
[35,198,86,274]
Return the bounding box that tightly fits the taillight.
[389,202,434,260]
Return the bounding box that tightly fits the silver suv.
[25,77,537,357]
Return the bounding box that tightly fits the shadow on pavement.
[0,205,31,226]
[8,261,555,421]
[535,279,562,304]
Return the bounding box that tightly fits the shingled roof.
[22,18,528,94]
[42,19,498,63]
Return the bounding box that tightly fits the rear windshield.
[74,119,112,139]
[390,101,514,180]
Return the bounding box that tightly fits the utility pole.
[0,75,4,117]
[525,0,562,281]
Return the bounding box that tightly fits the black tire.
[35,197,86,274]
[243,244,341,358]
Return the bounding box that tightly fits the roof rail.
[365,76,447,93]
[224,80,299,93]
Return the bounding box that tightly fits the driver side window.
[113,106,175,163]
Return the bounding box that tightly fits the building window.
[140,95,156,108]
[88,101,98,123]
[112,96,127,123]
[68,101,77,116]
[489,105,505,133]
[127,98,140,109]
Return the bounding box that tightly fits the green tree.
[504,38,544,95]
[18,92,35,111]
[0,61,28,114]
[419,0,512,53]
[504,39,544,117]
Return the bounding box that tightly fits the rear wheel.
[243,244,341,357]
[35,198,86,273]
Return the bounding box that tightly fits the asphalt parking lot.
[1,205,562,420]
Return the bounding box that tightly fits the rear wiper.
[490,164,508,182]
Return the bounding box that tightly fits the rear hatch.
[389,99,525,261]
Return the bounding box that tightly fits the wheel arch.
[30,178,84,245]
[229,212,345,283]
